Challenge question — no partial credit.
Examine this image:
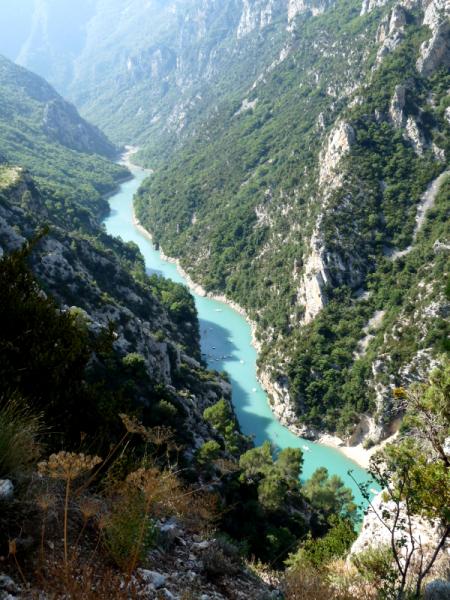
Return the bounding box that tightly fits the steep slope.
[0,160,238,462]
[0,54,126,217]
[0,1,308,164]
[136,0,450,443]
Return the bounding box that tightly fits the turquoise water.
[103,166,377,513]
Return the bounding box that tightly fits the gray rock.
[0,574,19,594]
[192,540,210,551]
[139,569,166,589]
[424,580,450,600]
[0,481,14,501]
[159,518,183,542]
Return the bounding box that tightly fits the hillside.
[135,0,450,444]
[0,54,127,217]
[0,55,365,598]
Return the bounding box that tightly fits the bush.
[196,440,221,465]
[0,395,42,478]
[102,485,157,571]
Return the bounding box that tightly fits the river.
[103,165,377,512]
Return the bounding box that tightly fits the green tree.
[239,442,303,511]
[304,467,357,522]
[351,362,450,599]
[196,440,221,465]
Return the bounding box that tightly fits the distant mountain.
[0,54,125,214]
[0,0,96,90]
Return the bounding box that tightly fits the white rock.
[443,437,450,458]
[139,569,166,589]
[319,121,355,187]
[288,0,334,21]
[360,0,389,16]
[351,491,444,557]
[0,480,14,501]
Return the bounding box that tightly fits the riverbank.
[132,208,381,470]
[120,145,154,173]
[131,209,261,350]
[124,148,378,471]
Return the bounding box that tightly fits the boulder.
[0,481,13,501]
[424,580,450,600]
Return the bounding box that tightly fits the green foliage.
[352,365,450,599]
[0,56,128,222]
[303,467,357,522]
[203,398,243,454]
[286,517,357,569]
[196,440,221,466]
[351,545,399,600]
[134,0,449,433]
[102,486,157,571]
[239,442,303,511]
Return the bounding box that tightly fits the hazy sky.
[0,1,35,60]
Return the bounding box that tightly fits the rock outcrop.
[351,491,449,573]
[416,0,450,76]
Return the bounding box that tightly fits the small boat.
[212,346,216,349]
[302,445,311,452]
[252,387,257,392]
[214,309,222,312]
[240,360,245,364]
[370,488,379,495]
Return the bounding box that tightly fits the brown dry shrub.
[35,559,145,599]
[283,560,378,600]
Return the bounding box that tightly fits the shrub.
[102,485,157,572]
[0,395,42,478]
[196,440,221,465]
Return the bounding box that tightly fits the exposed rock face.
[417,0,450,75]
[375,4,407,63]
[389,84,407,128]
[360,0,389,15]
[42,97,116,157]
[296,229,329,325]
[351,491,448,568]
[319,121,355,187]
[288,0,335,21]
[237,0,275,38]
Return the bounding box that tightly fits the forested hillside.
[135,0,450,443]
[0,54,126,218]
[0,54,365,598]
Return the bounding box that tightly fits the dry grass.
[0,396,43,478]
[283,560,378,600]
[34,559,145,599]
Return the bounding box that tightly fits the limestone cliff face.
[42,97,116,157]
[288,0,336,20]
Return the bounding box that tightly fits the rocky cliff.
[134,0,449,444]
[0,165,241,461]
